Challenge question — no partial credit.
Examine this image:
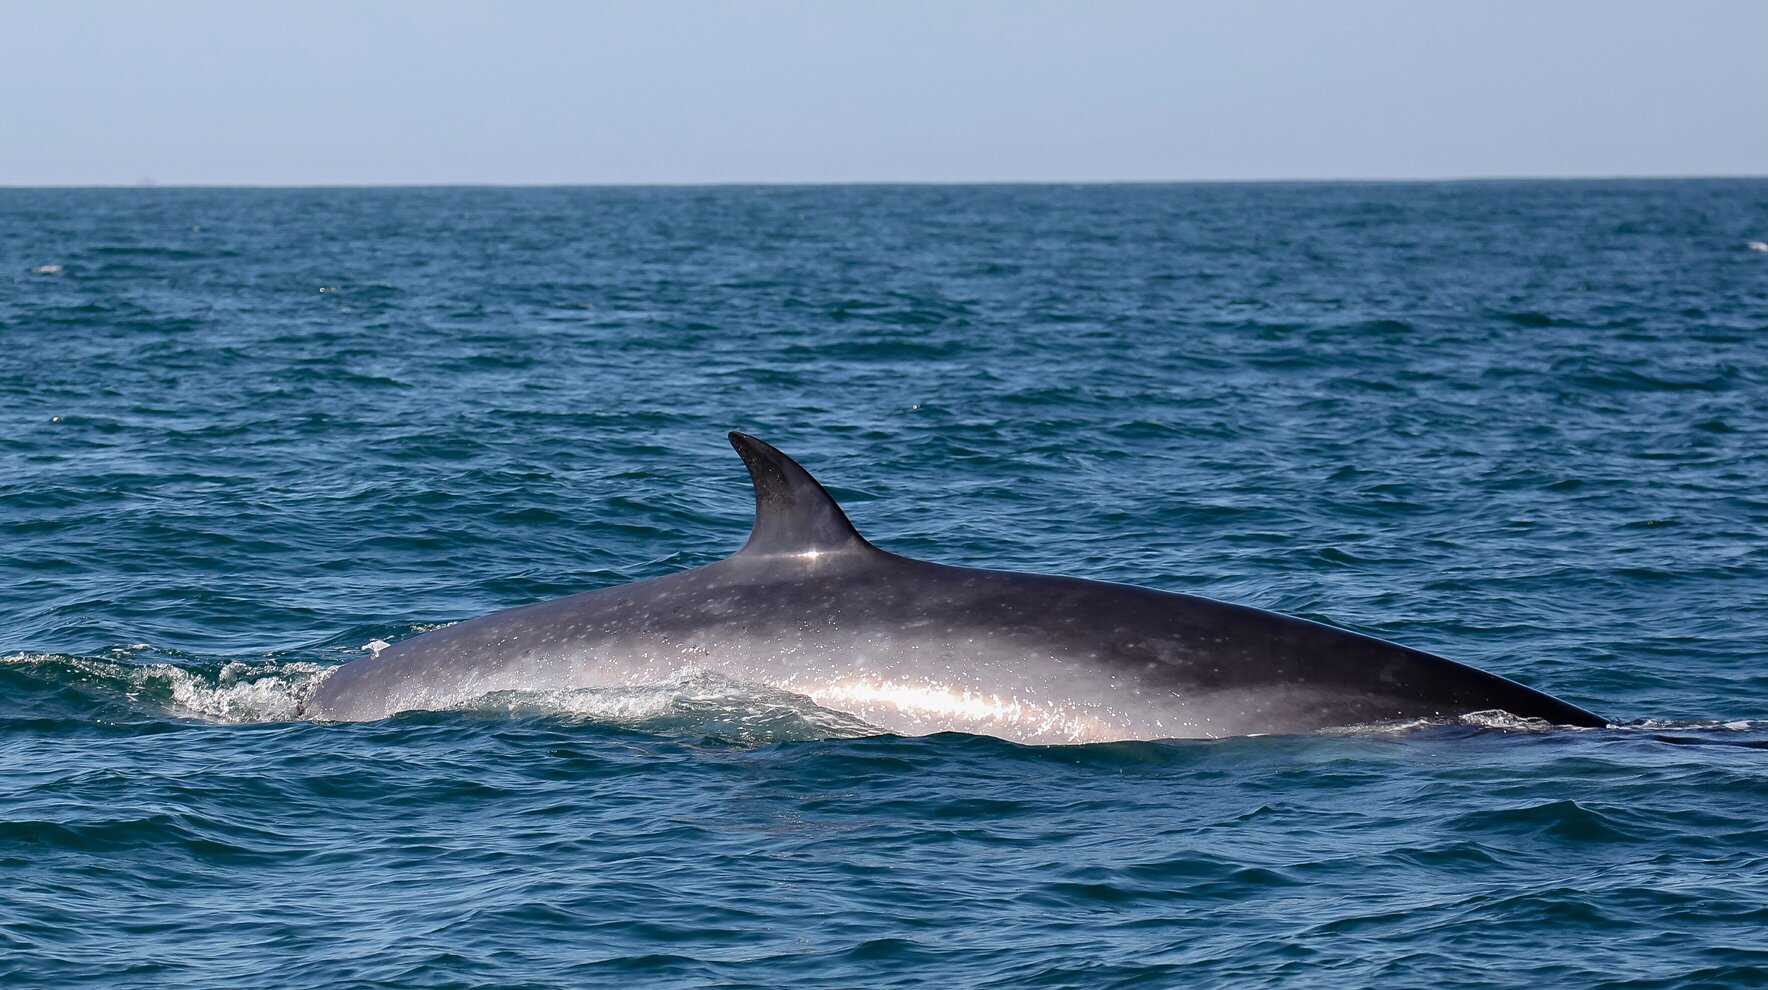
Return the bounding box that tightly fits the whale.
[304,432,1607,742]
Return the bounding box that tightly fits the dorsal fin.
[728,432,873,557]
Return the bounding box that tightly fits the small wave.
[1627,718,1761,732]
[2,654,880,742]
[1316,709,1568,737]
[1,651,328,724]
[150,661,329,722]
[1450,798,1641,842]
[1319,711,1765,741]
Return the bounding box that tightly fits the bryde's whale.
[305,433,1606,742]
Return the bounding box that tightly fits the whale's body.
[305,434,1605,742]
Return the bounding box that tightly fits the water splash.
[0,651,328,723]
[1,653,879,741]
[451,670,882,743]
[148,660,330,722]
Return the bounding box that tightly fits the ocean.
[2,181,1765,988]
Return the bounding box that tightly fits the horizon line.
[3,173,1766,191]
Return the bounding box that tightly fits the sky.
[2,0,1764,186]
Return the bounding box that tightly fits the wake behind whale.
[304,433,1606,743]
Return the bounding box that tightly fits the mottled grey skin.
[304,433,1606,742]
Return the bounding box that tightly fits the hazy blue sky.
[4,0,1764,185]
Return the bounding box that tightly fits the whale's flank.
[305,435,1606,739]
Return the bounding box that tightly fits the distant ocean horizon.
[8,172,1768,189]
[4,180,1765,988]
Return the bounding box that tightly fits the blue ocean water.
[2,182,1766,988]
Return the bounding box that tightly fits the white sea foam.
[1458,709,1560,731]
[455,670,881,742]
[1,651,328,724]
[1627,718,1763,733]
[1,651,869,739]
[1319,710,1573,737]
[148,661,331,722]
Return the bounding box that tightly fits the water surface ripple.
[2,182,1766,988]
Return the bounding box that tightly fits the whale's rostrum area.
[303,433,1606,742]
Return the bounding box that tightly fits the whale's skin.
[304,434,1606,742]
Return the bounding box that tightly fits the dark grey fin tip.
[728,432,872,557]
